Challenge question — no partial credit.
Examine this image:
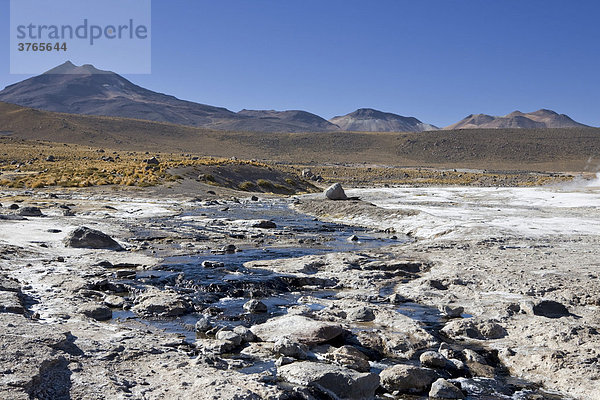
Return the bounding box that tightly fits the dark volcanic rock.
[251,220,277,229]
[65,227,123,250]
[533,300,570,318]
[17,206,43,217]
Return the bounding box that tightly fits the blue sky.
[1,0,599,127]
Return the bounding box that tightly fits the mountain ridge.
[0,62,592,132]
[445,109,588,130]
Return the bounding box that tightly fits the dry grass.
[0,138,270,189]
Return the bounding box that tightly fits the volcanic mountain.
[329,108,439,132]
[236,109,339,132]
[445,109,589,130]
[0,62,337,133]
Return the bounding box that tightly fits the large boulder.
[325,183,348,200]
[278,361,379,400]
[380,364,438,393]
[65,227,123,251]
[250,315,343,345]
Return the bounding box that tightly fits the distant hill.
[237,109,339,132]
[445,109,589,130]
[2,101,598,171]
[329,108,439,132]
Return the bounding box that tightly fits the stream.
[113,199,568,400]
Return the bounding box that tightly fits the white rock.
[324,183,348,200]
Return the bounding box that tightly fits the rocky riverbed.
[0,181,598,399]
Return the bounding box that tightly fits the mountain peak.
[445,109,588,130]
[43,61,110,75]
[330,108,438,132]
[348,108,391,118]
[530,109,559,117]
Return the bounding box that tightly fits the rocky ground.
[0,180,598,399]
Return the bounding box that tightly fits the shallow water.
[115,199,571,400]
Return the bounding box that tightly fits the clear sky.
[1,0,599,127]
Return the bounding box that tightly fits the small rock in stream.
[252,220,277,229]
[273,338,308,359]
[215,330,243,347]
[17,206,43,217]
[202,260,225,269]
[243,299,268,313]
[420,351,449,369]
[326,345,371,372]
[275,356,295,367]
[379,364,438,393]
[345,306,375,322]
[439,304,465,318]
[195,316,213,332]
[221,244,237,253]
[103,295,125,309]
[233,325,256,342]
[79,303,112,321]
[429,378,465,399]
[132,288,191,318]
